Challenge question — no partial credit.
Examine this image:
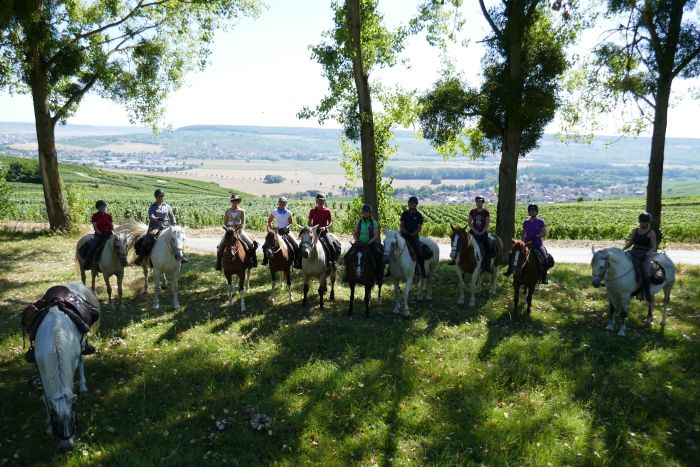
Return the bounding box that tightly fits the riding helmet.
[475,196,485,203]
[278,196,288,203]
[527,204,539,213]
[95,200,107,209]
[408,196,419,205]
[230,193,242,202]
[154,189,165,197]
[316,192,326,201]
[362,204,372,213]
[639,212,652,223]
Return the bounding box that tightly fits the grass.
[1,231,700,465]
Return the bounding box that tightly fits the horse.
[510,240,541,318]
[382,229,440,317]
[117,222,187,310]
[449,226,502,307]
[33,282,100,452]
[221,227,252,313]
[591,246,676,336]
[346,243,383,317]
[76,233,128,310]
[262,227,294,303]
[299,226,336,309]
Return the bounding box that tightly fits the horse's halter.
[48,397,77,442]
[113,236,128,266]
[225,230,242,260]
[169,228,185,261]
[299,229,316,258]
[384,232,404,259]
[450,229,469,260]
[513,244,531,277]
[591,251,634,286]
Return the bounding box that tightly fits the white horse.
[34,282,100,452]
[299,226,336,309]
[591,246,675,336]
[382,229,440,317]
[76,233,128,309]
[117,222,187,310]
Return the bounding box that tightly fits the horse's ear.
[591,245,596,255]
[511,239,517,246]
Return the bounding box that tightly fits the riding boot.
[215,250,223,270]
[81,340,96,356]
[261,249,269,266]
[643,281,652,302]
[482,257,492,273]
[503,253,514,276]
[24,347,35,364]
[541,270,548,284]
[418,260,427,279]
[251,241,259,267]
[133,255,143,266]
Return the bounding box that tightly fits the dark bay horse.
[511,240,541,318]
[449,225,481,307]
[346,243,383,317]
[221,228,252,313]
[262,227,293,303]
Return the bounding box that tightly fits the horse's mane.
[512,240,529,251]
[114,221,148,252]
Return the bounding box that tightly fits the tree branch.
[672,45,700,79]
[479,0,503,42]
[51,74,100,125]
[74,0,172,42]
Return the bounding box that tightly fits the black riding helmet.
[95,200,107,209]
[316,192,326,201]
[408,196,418,205]
[527,204,539,213]
[154,189,165,197]
[639,212,652,223]
[475,196,485,202]
[362,204,372,213]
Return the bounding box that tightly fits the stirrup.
[81,342,96,356]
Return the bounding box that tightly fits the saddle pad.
[420,243,434,261]
[21,286,100,342]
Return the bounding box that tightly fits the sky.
[0,0,698,138]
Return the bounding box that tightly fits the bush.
[0,163,13,216]
[263,174,285,184]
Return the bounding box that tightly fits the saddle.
[135,229,162,257]
[407,240,434,262]
[78,235,109,272]
[629,252,666,286]
[532,249,555,271]
[21,285,100,344]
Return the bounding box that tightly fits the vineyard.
[2,156,700,241]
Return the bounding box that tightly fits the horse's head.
[263,230,277,256]
[590,247,609,288]
[49,394,78,452]
[112,234,128,267]
[170,226,186,262]
[299,226,315,259]
[449,225,470,261]
[511,240,532,277]
[382,229,399,264]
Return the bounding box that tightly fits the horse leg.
[456,269,466,305]
[364,284,371,318]
[78,355,87,393]
[606,300,616,332]
[303,280,309,307]
[152,267,161,309]
[661,283,672,326]
[80,265,87,286]
[160,272,168,291]
[393,279,402,315]
[43,395,52,435]
[245,267,251,290]
[103,272,113,309]
[329,266,336,301]
[226,273,234,307]
[269,270,277,303]
[171,268,181,309]
[286,269,293,302]
[239,274,246,314]
[116,271,125,310]
[490,263,499,295]
[90,270,97,294]
[426,263,435,301]
[402,274,413,317]
[512,283,520,318]
[348,282,355,316]
[618,301,629,337]
[416,270,425,302]
[468,270,479,308]
[526,286,534,317]
[644,298,655,326]
[318,278,325,311]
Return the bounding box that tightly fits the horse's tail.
[114,221,148,253]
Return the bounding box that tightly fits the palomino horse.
[382,229,439,317]
[591,246,675,336]
[117,222,187,310]
[33,282,100,452]
[299,226,336,309]
[449,226,503,307]
[346,243,383,317]
[511,240,541,318]
[76,233,128,309]
[221,227,252,313]
[262,227,293,303]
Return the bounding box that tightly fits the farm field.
[0,231,699,465]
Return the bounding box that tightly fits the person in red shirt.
[83,200,113,270]
[308,193,341,268]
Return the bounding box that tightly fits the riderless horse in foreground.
[220,227,253,313]
[76,232,128,309]
[299,226,336,309]
[591,246,675,336]
[383,229,439,317]
[510,240,544,318]
[22,283,100,452]
[449,225,504,307]
[262,227,294,303]
[117,221,187,310]
[345,243,383,317]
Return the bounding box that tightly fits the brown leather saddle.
[21,285,100,344]
[406,240,434,262]
[78,236,109,272]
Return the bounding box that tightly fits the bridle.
[513,243,532,277]
[168,228,185,260]
[386,232,405,259]
[592,251,634,284]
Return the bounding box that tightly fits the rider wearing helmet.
[400,196,427,278]
[467,195,492,273]
[265,196,301,268]
[82,200,113,270]
[504,204,549,284]
[134,189,187,265]
[623,212,657,301]
[342,203,382,282]
[308,193,342,269]
[215,194,258,270]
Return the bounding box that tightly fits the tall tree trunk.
[346,0,379,219]
[645,79,671,241]
[28,0,70,230]
[497,127,521,257]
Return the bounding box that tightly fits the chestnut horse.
[262,227,293,303]
[511,240,541,318]
[221,228,252,313]
[346,243,383,317]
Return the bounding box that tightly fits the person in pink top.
[308,193,341,268]
[504,204,550,284]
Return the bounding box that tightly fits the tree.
[580,0,700,238]
[299,0,413,224]
[0,0,261,230]
[0,162,13,217]
[419,0,575,247]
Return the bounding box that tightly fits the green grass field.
[0,231,699,465]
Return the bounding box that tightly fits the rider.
[468,195,492,273]
[215,193,258,270]
[505,204,549,284]
[134,189,187,265]
[623,212,657,301]
[342,204,381,282]
[308,192,342,269]
[82,200,113,270]
[400,196,427,278]
[264,196,301,268]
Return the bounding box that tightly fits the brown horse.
[346,243,383,317]
[449,226,483,307]
[262,227,293,303]
[221,228,252,313]
[511,240,540,318]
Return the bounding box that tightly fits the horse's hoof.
[468,300,476,308]
[426,295,433,301]
[152,303,160,310]
[617,330,626,337]
[392,308,401,315]
[457,299,464,305]
[660,320,667,326]
[605,324,614,332]
[79,384,88,393]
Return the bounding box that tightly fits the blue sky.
[0,0,698,137]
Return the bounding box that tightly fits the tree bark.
[645,79,671,241]
[346,0,379,219]
[28,0,70,230]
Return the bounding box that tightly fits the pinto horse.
[346,243,383,317]
[262,227,293,303]
[450,226,490,307]
[76,233,128,309]
[221,228,252,313]
[511,240,541,318]
[299,226,336,309]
